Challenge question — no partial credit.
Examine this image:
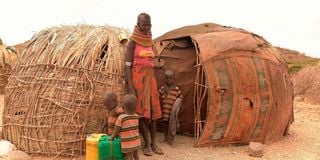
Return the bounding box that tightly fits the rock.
[0,140,16,158]
[7,151,31,160]
[248,142,264,157]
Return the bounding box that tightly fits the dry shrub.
[292,63,320,104]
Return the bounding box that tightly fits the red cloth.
[132,65,162,120]
[133,43,154,67]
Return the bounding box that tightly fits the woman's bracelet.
[125,61,132,66]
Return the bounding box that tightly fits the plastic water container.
[98,135,123,160]
[86,134,105,160]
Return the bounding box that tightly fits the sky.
[1,0,320,58]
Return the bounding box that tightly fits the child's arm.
[101,120,107,132]
[109,115,122,140]
[175,88,183,113]
[109,126,120,140]
[158,86,165,105]
[101,117,108,133]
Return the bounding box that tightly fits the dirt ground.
[1,95,320,160]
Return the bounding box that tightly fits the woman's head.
[137,13,152,35]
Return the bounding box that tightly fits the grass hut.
[0,42,17,94]
[2,25,129,156]
[154,23,294,146]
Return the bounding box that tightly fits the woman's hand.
[152,57,164,69]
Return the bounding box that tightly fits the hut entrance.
[155,37,208,135]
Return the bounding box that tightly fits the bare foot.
[166,139,173,146]
[151,144,164,155]
[162,138,168,143]
[143,147,153,156]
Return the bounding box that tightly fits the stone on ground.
[248,142,264,157]
[0,140,16,158]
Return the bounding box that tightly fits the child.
[102,91,124,135]
[159,69,183,146]
[109,94,141,160]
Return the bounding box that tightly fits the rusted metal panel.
[192,31,292,146]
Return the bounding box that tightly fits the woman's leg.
[150,120,164,154]
[140,118,152,156]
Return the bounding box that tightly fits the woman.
[125,12,164,156]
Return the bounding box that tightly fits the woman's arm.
[125,40,136,96]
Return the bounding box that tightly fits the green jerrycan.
[98,135,124,160]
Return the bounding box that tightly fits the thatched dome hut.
[0,43,17,93]
[3,25,129,156]
[154,23,294,146]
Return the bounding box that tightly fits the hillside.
[276,47,319,74]
[276,47,320,104]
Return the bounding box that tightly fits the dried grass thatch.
[3,25,129,157]
[14,40,29,56]
[0,44,17,93]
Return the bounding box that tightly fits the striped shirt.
[115,114,141,153]
[107,106,124,135]
[159,85,183,121]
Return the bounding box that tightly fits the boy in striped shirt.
[159,69,183,146]
[109,94,141,160]
[102,92,124,135]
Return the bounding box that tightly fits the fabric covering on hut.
[154,23,293,146]
[0,42,17,93]
[3,25,129,156]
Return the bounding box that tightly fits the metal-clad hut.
[3,25,128,156]
[154,23,293,146]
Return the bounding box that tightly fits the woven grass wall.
[0,45,17,94]
[2,25,129,156]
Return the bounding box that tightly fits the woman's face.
[138,17,152,34]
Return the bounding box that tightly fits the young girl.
[109,94,141,160]
[159,69,183,146]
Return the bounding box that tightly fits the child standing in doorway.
[159,69,183,146]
